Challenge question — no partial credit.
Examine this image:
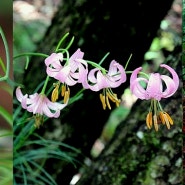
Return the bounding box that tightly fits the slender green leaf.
[0,105,12,127]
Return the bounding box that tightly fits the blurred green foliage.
[0,1,12,15]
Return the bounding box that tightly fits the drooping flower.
[16,87,68,119]
[45,48,88,86]
[83,60,127,109]
[45,49,88,103]
[130,64,179,131]
[130,64,179,101]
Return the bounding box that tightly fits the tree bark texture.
[15,0,177,184]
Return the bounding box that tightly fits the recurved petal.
[86,69,105,91]
[88,68,100,84]
[69,48,84,62]
[77,64,88,83]
[42,103,60,118]
[108,60,126,81]
[130,67,142,84]
[107,61,126,88]
[16,87,24,102]
[130,77,148,99]
[16,87,29,109]
[45,53,63,66]
[160,64,179,91]
[47,99,68,111]
[21,94,29,109]
[160,75,177,98]
[42,104,60,118]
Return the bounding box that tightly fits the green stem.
[87,60,107,73]
[0,27,10,81]
[55,33,75,52]
[153,99,157,116]
[149,99,154,112]
[13,52,49,59]
[65,36,75,51]
[124,53,132,70]
[157,101,164,112]
[98,52,110,66]
[55,32,69,51]
[126,71,149,78]
[41,76,50,94]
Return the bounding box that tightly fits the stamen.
[162,112,170,129]
[61,84,66,97]
[107,91,121,107]
[51,84,59,102]
[106,94,111,110]
[146,112,152,129]
[153,115,158,131]
[164,112,173,125]
[107,92,116,102]
[99,93,106,110]
[99,89,121,110]
[159,112,165,124]
[159,111,173,129]
[146,100,174,131]
[63,87,70,104]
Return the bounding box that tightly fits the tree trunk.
[76,45,182,185]
[16,0,177,184]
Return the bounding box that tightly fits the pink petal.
[55,65,71,83]
[16,87,68,118]
[88,68,100,84]
[45,53,63,66]
[69,49,84,62]
[16,87,29,109]
[45,53,64,78]
[130,77,148,99]
[145,73,163,100]
[27,95,43,114]
[130,67,142,84]
[160,75,177,98]
[96,72,109,89]
[16,87,24,102]
[160,64,179,92]
[107,60,127,87]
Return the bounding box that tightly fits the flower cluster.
[15,36,179,131]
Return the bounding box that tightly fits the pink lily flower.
[45,48,88,86]
[83,60,126,91]
[130,64,179,131]
[130,64,179,101]
[83,60,126,110]
[16,87,68,118]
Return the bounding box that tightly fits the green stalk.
[0,27,10,81]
